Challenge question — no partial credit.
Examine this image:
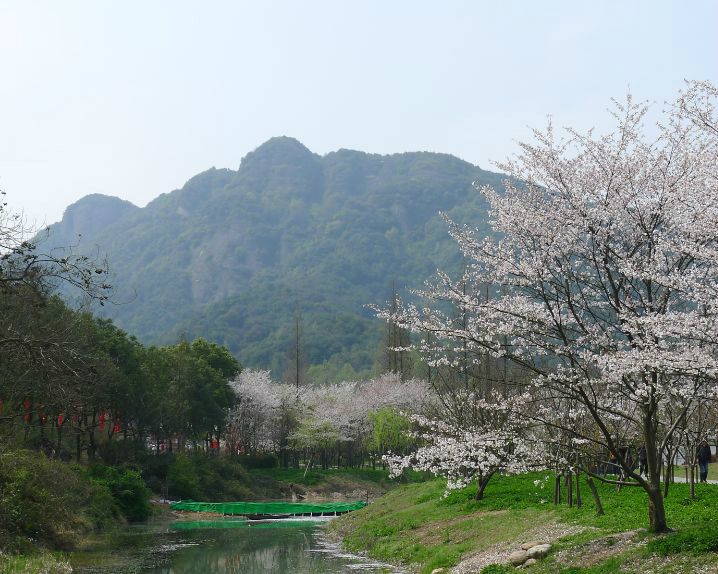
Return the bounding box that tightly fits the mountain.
[40,137,504,380]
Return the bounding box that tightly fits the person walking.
[697,442,712,483]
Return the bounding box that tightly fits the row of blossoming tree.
[373,81,718,533]
[226,370,430,470]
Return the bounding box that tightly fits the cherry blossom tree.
[228,370,300,456]
[385,393,544,500]
[382,81,718,532]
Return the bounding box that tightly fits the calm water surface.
[71,518,403,574]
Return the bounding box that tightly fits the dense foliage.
[39,140,503,377]
[0,293,239,466]
[0,450,119,552]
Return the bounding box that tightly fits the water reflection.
[72,518,402,574]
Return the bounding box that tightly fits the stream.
[70,517,404,574]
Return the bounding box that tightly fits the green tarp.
[171,519,320,531]
[169,500,367,516]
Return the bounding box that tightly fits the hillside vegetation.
[40,138,502,377]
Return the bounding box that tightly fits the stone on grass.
[509,550,529,565]
[523,558,538,566]
[526,543,552,559]
[430,569,446,574]
[520,540,545,550]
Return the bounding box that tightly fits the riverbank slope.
[328,473,718,573]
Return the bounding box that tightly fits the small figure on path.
[697,442,712,483]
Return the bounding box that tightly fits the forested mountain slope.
[41,137,503,378]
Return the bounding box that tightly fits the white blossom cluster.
[385,393,546,495]
[226,370,430,454]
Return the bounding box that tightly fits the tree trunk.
[690,463,696,500]
[475,471,495,501]
[575,469,582,508]
[643,404,669,532]
[554,474,562,505]
[76,431,82,462]
[56,423,62,456]
[646,483,668,532]
[586,476,604,515]
[88,413,96,461]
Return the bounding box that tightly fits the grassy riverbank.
[0,553,72,574]
[329,473,718,573]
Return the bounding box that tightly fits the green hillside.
[40,137,502,379]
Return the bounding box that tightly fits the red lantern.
[57,414,65,427]
[113,418,121,434]
[99,409,106,431]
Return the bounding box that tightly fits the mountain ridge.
[40,137,503,380]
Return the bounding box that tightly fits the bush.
[647,526,718,555]
[161,453,253,501]
[0,449,120,552]
[137,452,172,495]
[87,465,152,522]
[197,456,252,501]
[167,455,201,500]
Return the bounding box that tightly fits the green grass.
[330,472,718,574]
[0,552,71,574]
[647,525,718,555]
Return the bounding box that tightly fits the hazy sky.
[1,1,717,226]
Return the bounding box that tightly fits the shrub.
[197,456,252,501]
[137,452,173,494]
[160,453,253,501]
[87,465,152,522]
[0,449,120,552]
[167,455,201,500]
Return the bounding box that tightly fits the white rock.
[509,549,529,565]
[526,543,552,559]
[431,569,446,574]
[524,558,538,566]
[520,540,545,550]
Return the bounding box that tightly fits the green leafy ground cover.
[329,473,718,573]
[0,552,72,574]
